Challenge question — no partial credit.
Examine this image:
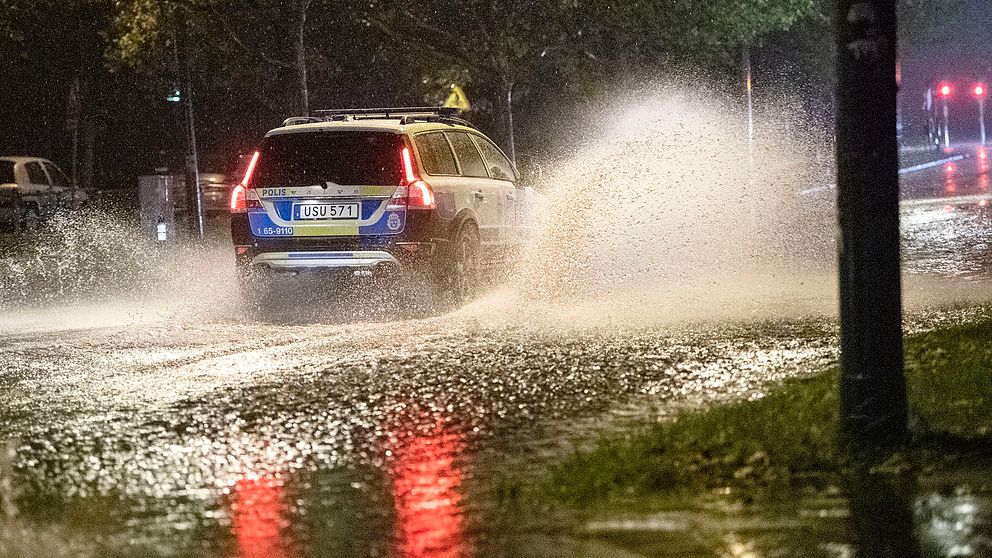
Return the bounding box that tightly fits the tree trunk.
[293,0,312,116]
[835,0,906,453]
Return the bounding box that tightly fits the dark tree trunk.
[835,0,907,452]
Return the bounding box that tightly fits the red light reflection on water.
[981,148,990,189]
[232,475,288,558]
[389,419,467,558]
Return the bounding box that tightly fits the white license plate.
[294,202,360,220]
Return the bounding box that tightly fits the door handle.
[473,190,485,201]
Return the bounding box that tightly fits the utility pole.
[974,84,987,145]
[172,27,205,241]
[184,51,205,240]
[67,77,81,199]
[505,81,517,165]
[743,45,755,154]
[937,83,953,148]
[836,0,907,452]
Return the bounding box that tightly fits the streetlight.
[973,83,987,145]
[937,82,953,148]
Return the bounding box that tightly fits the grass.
[545,314,992,506]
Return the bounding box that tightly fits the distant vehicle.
[231,107,532,306]
[0,156,86,231]
[198,173,235,213]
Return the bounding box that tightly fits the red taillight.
[231,184,247,213]
[407,180,435,209]
[401,147,417,184]
[397,146,436,209]
[242,151,260,187]
[232,150,260,214]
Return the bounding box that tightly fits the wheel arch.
[447,207,478,241]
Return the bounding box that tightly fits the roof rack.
[280,106,474,129]
[313,106,461,117]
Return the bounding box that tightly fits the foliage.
[547,312,992,505]
[548,373,839,504]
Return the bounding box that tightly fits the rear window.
[415,132,458,175]
[0,161,13,184]
[252,131,404,187]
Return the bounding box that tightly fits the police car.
[231,107,529,305]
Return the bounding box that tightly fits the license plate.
[294,202,360,220]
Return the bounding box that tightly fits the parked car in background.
[0,156,85,231]
[198,173,235,213]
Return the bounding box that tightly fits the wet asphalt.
[2,146,992,557]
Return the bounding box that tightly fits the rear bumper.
[251,250,401,270]
[231,211,446,274]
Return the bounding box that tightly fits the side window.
[471,135,516,181]
[43,162,69,189]
[26,162,49,185]
[0,161,14,184]
[414,132,458,175]
[445,132,488,178]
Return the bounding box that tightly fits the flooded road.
[0,309,842,556]
[2,186,991,557]
[3,133,992,554]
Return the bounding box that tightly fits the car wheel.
[19,205,41,232]
[447,221,481,305]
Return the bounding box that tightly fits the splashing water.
[4,84,985,332]
[468,84,839,326]
[0,207,240,329]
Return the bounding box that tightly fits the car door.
[444,131,503,245]
[470,134,519,244]
[42,161,72,208]
[23,161,55,214]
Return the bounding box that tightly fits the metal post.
[744,45,755,148]
[182,47,204,240]
[836,0,907,451]
[743,45,758,227]
[979,100,987,145]
[505,82,516,165]
[942,100,951,148]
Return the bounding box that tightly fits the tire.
[444,220,481,306]
[18,204,40,232]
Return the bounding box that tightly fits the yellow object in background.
[443,85,471,111]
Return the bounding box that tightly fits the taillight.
[231,184,246,213]
[407,180,435,209]
[232,150,261,214]
[398,147,436,209]
[401,147,417,184]
[242,151,260,187]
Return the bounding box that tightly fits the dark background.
[0,1,985,193]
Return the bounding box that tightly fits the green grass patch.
[547,314,992,505]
